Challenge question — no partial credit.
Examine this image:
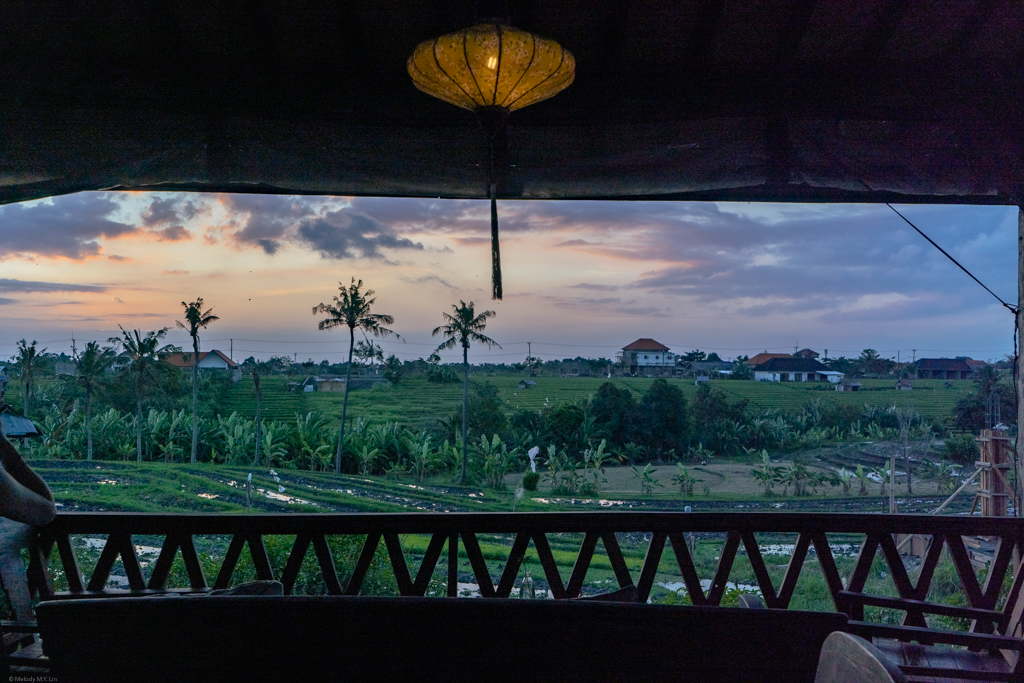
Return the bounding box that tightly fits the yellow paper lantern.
[408,22,574,300]
[407,22,575,114]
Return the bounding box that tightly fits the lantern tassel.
[490,182,502,300]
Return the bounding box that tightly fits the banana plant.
[837,468,853,495]
[478,434,519,490]
[871,465,892,496]
[582,439,616,496]
[688,442,715,464]
[776,460,811,496]
[294,411,332,471]
[750,450,777,497]
[621,442,646,466]
[257,422,289,467]
[216,413,256,466]
[356,446,380,476]
[671,463,702,496]
[801,426,831,450]
[155,409,187,463]
[631,463,662,495]
[855,464,869,496]
[384,459,406,479]
[545,444,581,495]
[409,437,438,483]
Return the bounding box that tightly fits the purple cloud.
[0,193,136,260]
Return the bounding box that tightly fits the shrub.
[943,433,978,465]
[522,471,540,491]
[381,354,403,385]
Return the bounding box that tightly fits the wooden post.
[889,452,896,514]
[1018,206,1024,520]
[978,429,1010,518]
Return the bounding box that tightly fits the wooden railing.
[25,512,1023,627]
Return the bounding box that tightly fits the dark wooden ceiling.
[1,0,1021,205]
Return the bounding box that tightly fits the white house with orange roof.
[621,339,675,375]
[162,349,241,382]
[746,352,794,368]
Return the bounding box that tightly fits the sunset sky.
[0,192,1017,366]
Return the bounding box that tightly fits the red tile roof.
[914,358,973,372]
[746,353,792,367]
[622,339,670,352]
[162,349,238,370]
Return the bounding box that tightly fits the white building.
[621,339,675,375]
[752,358,841,383]
[162,350,241,382]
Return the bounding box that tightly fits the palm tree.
[14,339,44,419]
[108,327,169,462]
[177,298,220,464]
[432,301,500,484]
[313,279,399,474]
[74,341,113,461]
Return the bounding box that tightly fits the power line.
[887,203,1016,314]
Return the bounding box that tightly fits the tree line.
[4,279,1012,486]
[11,371,995,494]
[6,281,505,486]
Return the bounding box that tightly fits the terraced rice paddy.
[218,374,970,428]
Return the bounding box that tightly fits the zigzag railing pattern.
[26,512,1024,639]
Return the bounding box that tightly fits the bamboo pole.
[895,469,982,553]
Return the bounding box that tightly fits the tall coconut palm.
[432,301,500,484]
[74,341,113,461]
[14,339,45,419]
[109,327,169,462]
[177,298,220,464]
[313,279,399,474]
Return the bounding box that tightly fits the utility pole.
[912,349,917,363]
[527,342,532,377]
[1016,204,1024,521]
[230,338,233,362]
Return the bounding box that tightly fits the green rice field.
[219,374,972,428]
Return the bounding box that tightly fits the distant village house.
[965,359,989,374]
[289,376,384,392]
[745,352,793,367]
[913,358,974,380]
[621,339,675,375]
[54,360,77,376]
[752,358,842,383]
[162,350,241,382]
[109,353,134,374]
[687,360,734,377]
